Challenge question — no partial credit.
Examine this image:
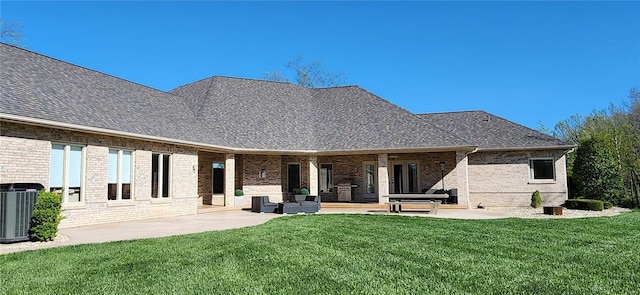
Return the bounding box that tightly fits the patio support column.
[309,155,318,195]
[224,153,236,207]
[455,151,471,209]
[377,153,389,204]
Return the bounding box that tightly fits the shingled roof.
[170,77,472,151]
[418,111,574,150]
[0,43,222,148]
[1,43,568,153]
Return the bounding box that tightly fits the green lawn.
[1,212,639,294]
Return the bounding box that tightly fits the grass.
[1,212,639,294]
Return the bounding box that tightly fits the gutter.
[477,145,577,152]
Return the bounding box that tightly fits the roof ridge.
[173,74,363,91]
[483,111,563,142]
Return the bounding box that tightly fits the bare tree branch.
[0,19,25,47]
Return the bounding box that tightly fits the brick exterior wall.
[468,150,568,207]
[2,119,569,224]
[241,154,284,203]
[317,154,377,201]
[0,136,50,187]
[1,121,198,228]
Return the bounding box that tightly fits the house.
[0,44,574,227]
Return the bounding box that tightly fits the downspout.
[563,146,577,199]
[465,147,479,210]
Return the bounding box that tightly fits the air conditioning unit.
[0,183,42,243]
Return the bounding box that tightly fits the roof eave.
[313,145,478,156]
[1,114,479,155]
[477,145,577,152]
[0,113,235,153]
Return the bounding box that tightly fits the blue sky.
[2,1,639,130]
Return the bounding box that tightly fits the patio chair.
[251,196,278,213]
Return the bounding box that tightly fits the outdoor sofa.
[278,195,321,214]
[251,196,278,213]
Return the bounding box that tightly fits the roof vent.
[483,115,490,122]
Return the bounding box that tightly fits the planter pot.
[543,206,563,215]
[234,196,245,207]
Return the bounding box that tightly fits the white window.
[152,153,170,198]
[529,158,555,180]
[108,149,133,200]
[50,144,84,203]
[319,163,333,193]
[364,162,376,195]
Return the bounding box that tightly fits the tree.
[572,135,624,203]
[550,87,640,206]
[264,56,346,88]
[0,19,25,47]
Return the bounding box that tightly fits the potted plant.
[234,189,245,207]
[293,188,310,203]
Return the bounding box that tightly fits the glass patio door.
[389,162,419,194]
[212,162,224,194]
[363,162,377,200]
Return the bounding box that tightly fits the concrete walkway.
[1,208,509,255]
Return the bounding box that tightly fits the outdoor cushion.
[251,196,277,213]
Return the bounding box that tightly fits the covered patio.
[196,148,473,208]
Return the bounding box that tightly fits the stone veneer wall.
[1,121,198,228]
[467,150,568,207]
[241,154,284,204]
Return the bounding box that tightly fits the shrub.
[572,136,624,203]
[234,189,244,197]
[564,199,604,211]
[603,200,613,209]
[29,190,64,242]
[299,188,310,195]
[621,197,637,209]
[531,190,543,208]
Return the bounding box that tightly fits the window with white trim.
[529,158,555,180]
[50,144,84,203]
[364,162,376,194]
[108,149,133,200]
[152,153,170,198]
[319,163,333,193]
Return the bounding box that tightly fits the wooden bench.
[385,200,440,214]
[388,194,449,201]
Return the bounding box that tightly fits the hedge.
[29,190,64,241]
[564,199,604,211]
